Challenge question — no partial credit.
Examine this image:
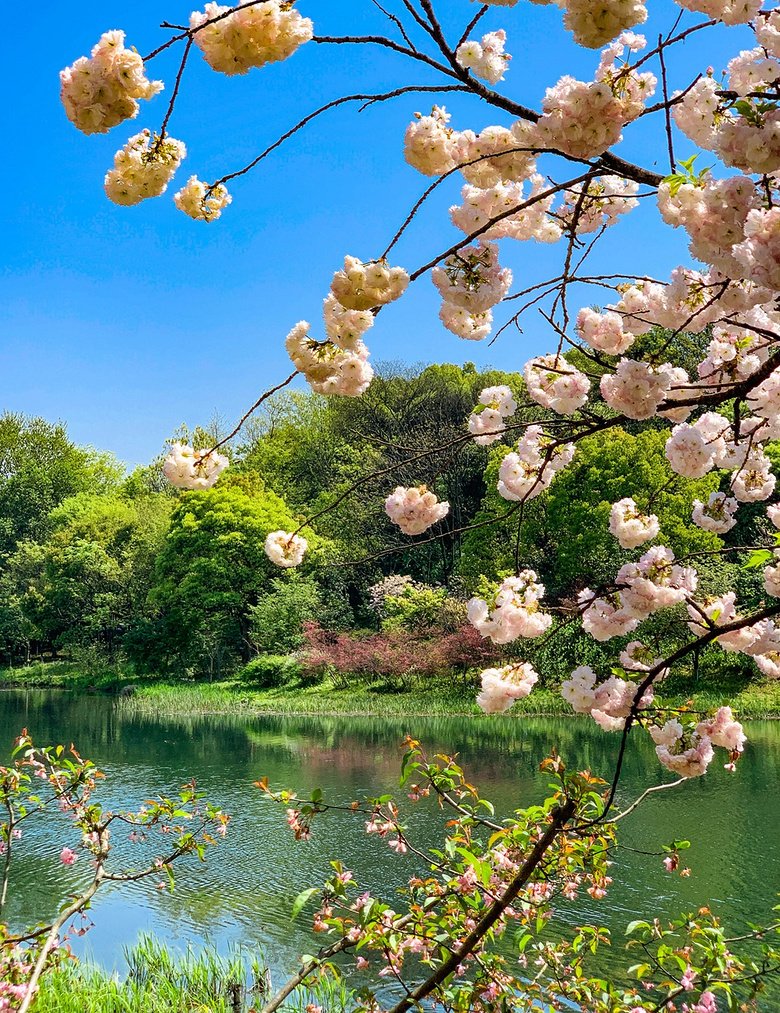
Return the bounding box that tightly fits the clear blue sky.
[1,1,751,467]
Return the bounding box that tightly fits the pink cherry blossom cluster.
[104,130,186,206]
[657,175,759,277]
[449,177,561,244]
[475,662,539,713]
[601,359,689,421]
[433,242,512,336]
[536,33,656,160]
[384,486,450,535]
[162,442,229,490]
[173,176,232,221]
[189,0,313,75]
[665,411,777,504]
[692,491,739,533]
[285,321,374,397]
[557,176,639,235]
[608,497,660,549]
[467,571,552,644]
[264,530,308,567]
[756,9,780,55]
[578,546,696,641]
[674,70,780,176]
[733,209,780,292]
[468,384,517,445]
[497,426,575,502]
[330,256,409,312]
[60,30,163,135]
[523,354,590,414]
[576,305,637,354]
[650,706,745,778]
[455,30,511,85]
[460,120,540,188]
[561,665,654,732]
[562,0,647,49]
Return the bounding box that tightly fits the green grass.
[4,661,780,719]
[36,935,353,1013]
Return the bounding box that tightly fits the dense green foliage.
[0,349,771,690]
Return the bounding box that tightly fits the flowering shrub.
[299,621,498,685]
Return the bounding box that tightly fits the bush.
[240,655,301,688]
[249,574,323,654]
[381,584,468,633]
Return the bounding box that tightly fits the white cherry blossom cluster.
[384,486,450,535]
[608,497,660,549]
[497,426,575,502]
[459,120,540,188]
[449,177,561,244]
[562,665,653,732]
[692,491,739,533]
[404,105,462,177]
[557,176,639,235]
[104,130,186,206]
[285,321,373,397]
[60,30,163,135]
[189,0,313,75]
[476,663,539,713]
[468,385,517,445]
[536,33,655,160]
[468,571,552,644]
[439,304,493,341]
[434,243,512,340]
[523,355,590,414]
[455,30,511,86]
[264,530,308,567]
[162,442,229,490]
[764,555,780,598]
[650,707,745,778]
[601,359,688,421]
[322,294,374,351]
[563,0,647,49]
[657,175,759,277]
[330,256,409,312]
[174,176,232,221]
[674,0,761,26]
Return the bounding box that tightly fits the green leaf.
[291,887,319,921]
[744,549,774,569]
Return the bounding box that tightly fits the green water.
[1,689,779,1000]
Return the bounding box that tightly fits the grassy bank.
[3,660,780,718]
[36,935,351,1013]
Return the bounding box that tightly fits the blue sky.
[1,1,752,466]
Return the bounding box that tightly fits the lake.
[2,689,779,1002]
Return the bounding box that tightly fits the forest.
[1,346,768,693]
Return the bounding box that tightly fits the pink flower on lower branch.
[60,847,78,866]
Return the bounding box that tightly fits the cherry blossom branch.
[386,797,577,1013]
[211,85,471,190]
[207,372,299,455]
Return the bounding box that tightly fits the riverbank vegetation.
[0,353,774,712]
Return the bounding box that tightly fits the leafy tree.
[130,477,312,676]
[0,412,124,558]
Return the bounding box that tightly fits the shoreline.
[3,662,780,719]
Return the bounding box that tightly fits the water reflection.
[1,690,778,1002]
